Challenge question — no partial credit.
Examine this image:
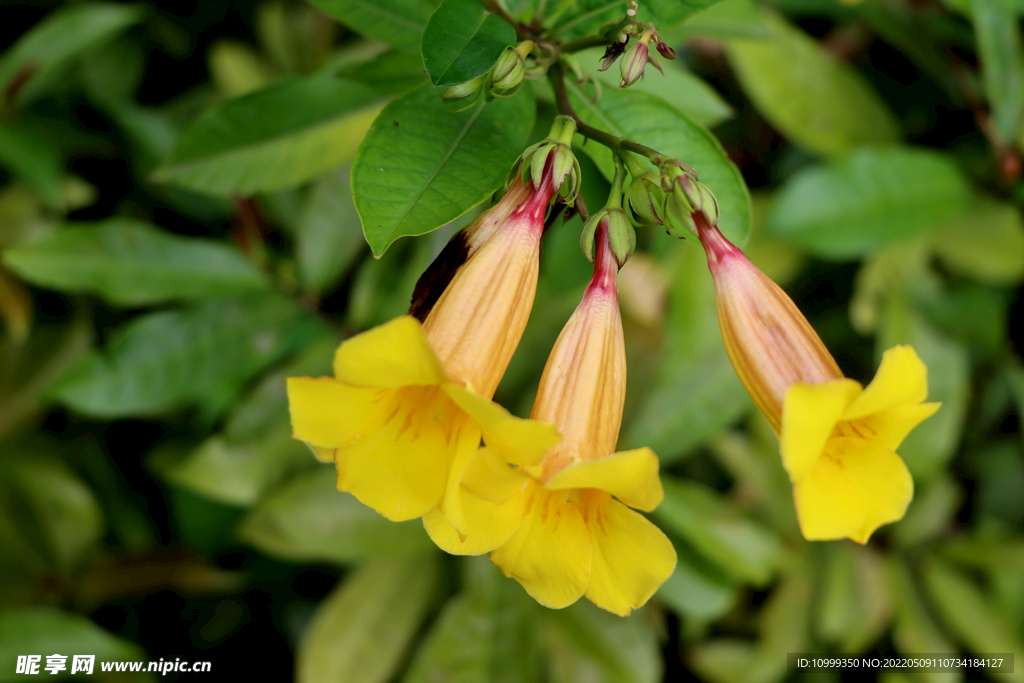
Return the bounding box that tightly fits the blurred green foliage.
[1,0,1024,681]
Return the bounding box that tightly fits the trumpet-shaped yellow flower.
[695,217,939,543]
[489,221,676,616]
[288,165,563,545]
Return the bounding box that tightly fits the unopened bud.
[661,163,719,238]
[619,40,649,87]
[625,171,664,225]
[516,116,581,201]
[490,41,533,97]
[581,207,635,267]
[442,75,485,111]
[656,40,676,60]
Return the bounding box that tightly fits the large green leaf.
[404,558,542,683]
[295,167,367,296]
[238,467,433,562]
[0,122,63,208]
[297,557,439,683]
[422,0,516,86]
[567,85,751,247]
[309,0,438,54]
[972,0,1024,145]
[0,608,151,683]
[576,48,734,128]
[655,478,781,586]
[765,147,971,259]
[353,84,535,255]
[547,601,662,683]
[725,10,899,157]
[49,295,325,418]
[153,71,383,196]
[0,2,144,106]
[3,219,269,306]
[930,201,1024,286]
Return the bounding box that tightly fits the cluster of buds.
[660,160,719,237]
[442,40,536,110]
[516,115,582,202]
[595,3,677,89]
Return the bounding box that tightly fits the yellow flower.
[696,216,940,543]
[288,169,562,543]
[489,220,677,616]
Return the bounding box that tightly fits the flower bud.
[490,41,533,97]
[625,170,664,225]
[517,116,581,201]
[580,208,635,268]
[442,75,485,111]
[661,162,718,237]
[619,40,649,87]
[655,40,676,60]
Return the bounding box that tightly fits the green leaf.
[931,201,1024,286]
[297,557,439,683]
[353,84,535,255]
[887,559,957,660]
[3,219,269,306]
[656,553,737,622]
[421,0,516,86]
[724,9,899,157]
[877,296,970,481]
[766,147,972,259]
[159,426,312,507]
[0,2,144,106]
[295,167,367,295]
[815,544,891,653]
[49,295,325,419]
[576,48,733,128]
[308,0,438,54]
[655,478,781,585]
[0,453,103,577]
[972,0,1024,145]
[153,71,383,196]
[567,84,751,247]
[922,557,1024,680]
[0,122,63,208]
[404,558,543,683]
[554,0,727,39]
[238,467,433,562]
[0,607,151,683]
[547,601,662,683]
[340,49,428,95]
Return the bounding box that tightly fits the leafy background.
[1,0,1023,681]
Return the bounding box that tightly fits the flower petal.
[842,345,929,420]
[792,454,866,542]
[333,316,447,388]
[829,436,914,544]
[489,481,591,609]
[462,446,528,502]
[437,416,483,535]
[581,493,677,616]
[423,487,526,556]
[444,384,560,466]
[780,379,861,483]
[334,392,450,522]
[287,376,390,448]
[543,447,664,512]
[851,402,941,451]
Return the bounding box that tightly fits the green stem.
[478,0,527,40]
[549,63,620,149]
[562,34,615,53]
[607,153,626,206]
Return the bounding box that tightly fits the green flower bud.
[625,171,664,225]
[442,75,486,112]
[490,41,533,97]
[660,161,720,238]
[619,40,648,87]
[581,207,635,267]
[515,116,581,200]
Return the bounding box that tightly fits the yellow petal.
[780,379,861,482]
[792,437,913,543]
[333,316,447,388]
[829,436,914,544]
[287,376,390,447]
[462,446,528,503]
[308,445,335,463]
[437,416,483,535]
[423,487,526,555]
[334,391,449,521]
[543,447,664,512]
[848,402,941,450]
[581,493,677,616]
[842,345,929,420]
[444,384,560,466]
[792,454,866,542]
[489,482,591,609]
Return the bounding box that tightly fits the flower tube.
[695,213,940,544]
[287,143,576,537]
[488,219,676,616]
